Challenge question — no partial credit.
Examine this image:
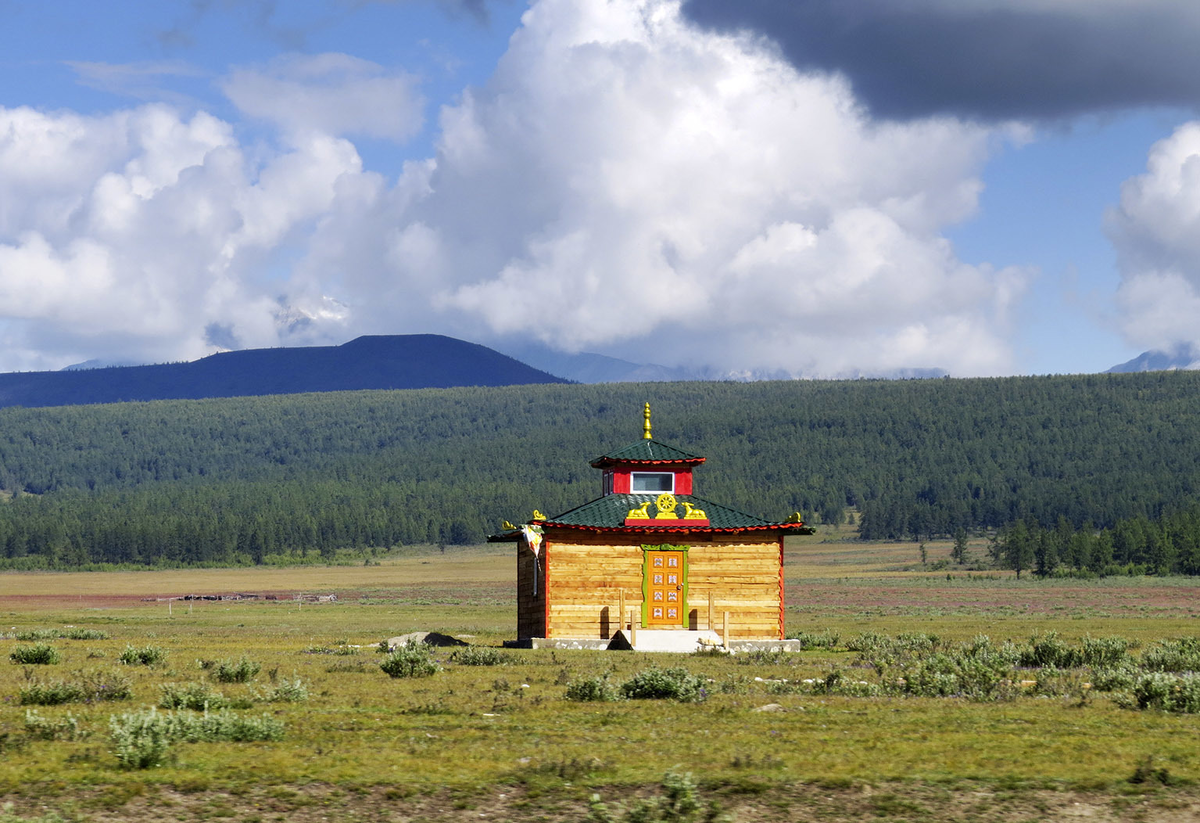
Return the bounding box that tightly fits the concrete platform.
[506,632,810,653]
[606,629,723,653]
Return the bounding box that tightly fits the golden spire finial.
[643,402,652,440]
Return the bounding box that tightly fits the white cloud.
[346,0,1027,376]
[0,103,360,370]
[67,60,205,105]
[222,53,424,142]
[0,0,1029,378]
[1108,122,1200,352]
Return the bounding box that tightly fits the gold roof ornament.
[643,402,652,440]
[531,510,546,522]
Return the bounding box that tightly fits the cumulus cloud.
[1108,123,1200,352]
[0,103,361,371]
[681,0,1200,121]
[222,53,424,141]
[304,0,1026,376]
[0,0,1027,377]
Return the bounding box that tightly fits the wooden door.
[644,549,686,626]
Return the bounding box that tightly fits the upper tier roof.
[589,438,705,468]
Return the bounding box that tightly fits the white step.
[607,629,724,653]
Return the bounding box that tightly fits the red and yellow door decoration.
[642,545,688,627]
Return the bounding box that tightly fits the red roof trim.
[540,522,809,534]
[590,457,706,468]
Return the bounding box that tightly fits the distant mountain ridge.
[1108,344,1200,374]
[0,335,567,409]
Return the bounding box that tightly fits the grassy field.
[2,536,1200,821]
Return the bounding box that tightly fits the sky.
[0,0,1198,378]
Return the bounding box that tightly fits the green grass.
[2,545,1200,821]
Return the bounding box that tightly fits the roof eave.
[539,522,814,535]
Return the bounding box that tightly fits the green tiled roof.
[590,439,705,467]
[542,493,805,532]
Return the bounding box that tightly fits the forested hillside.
[1,372,1199,568]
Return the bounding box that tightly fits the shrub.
[565,675,621,702]
[19,680,83,706]
[450,647,515,666]
[785,670,880,698]
[109,708,285,769]
[1129,672,1200,713]
[891,648,1016,701]
[159,682,230,711]
[620,667,707,702]
[1018,632,1081,669]
[19,671,131,705]
[302,645,358,656]
[213,656,261,683]
[1141,638,1200,673]
[1090,662,1140,693]
[1080,635,1137,667]
[379,643,440,678]
[588,771,729,823]
[24,710,86,741]
[172,710,285,743]
[9,644,61,665]
[849,632,942,669]
[786,630,840,650]
[256,678,309,703]
[109,709,175,769]
[118,645,168,666]
[735,649,791,666]
[15,628,108,641]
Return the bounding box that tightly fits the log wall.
[516,543,546,640]
[523,531,783,640]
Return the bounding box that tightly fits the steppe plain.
[3,531,1200,822]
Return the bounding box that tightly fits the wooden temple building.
[492,404,813,646]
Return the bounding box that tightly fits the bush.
[588,771,729,823]
[109,707,285,769]
[620,667,707,702]
[118,645,168,666]
[449,647,515,666]
[159,682,230,711]
[787,670,880,698]
[565,675,621,702]
[109,708,175,769]
[18,680,83,706]
[786,630,840,650]
[890,645,1017,701]
[1129,672,1200,713]
[1080,635,1137,667]
[9,644,61,665]
[24,710,86,741]
[379,643,440,678]
[735,649,791,666]
[1090,662,1140,693]
[213,656,261,683]
[1141,638,1200,673]
[302,645,358,656]
[848,632,942,670]
[15,627,108,641]
[19,671,131,705]
[1018,632,1081,669]
[256,678,309,703]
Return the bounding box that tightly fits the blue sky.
[0,0,1197,378]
